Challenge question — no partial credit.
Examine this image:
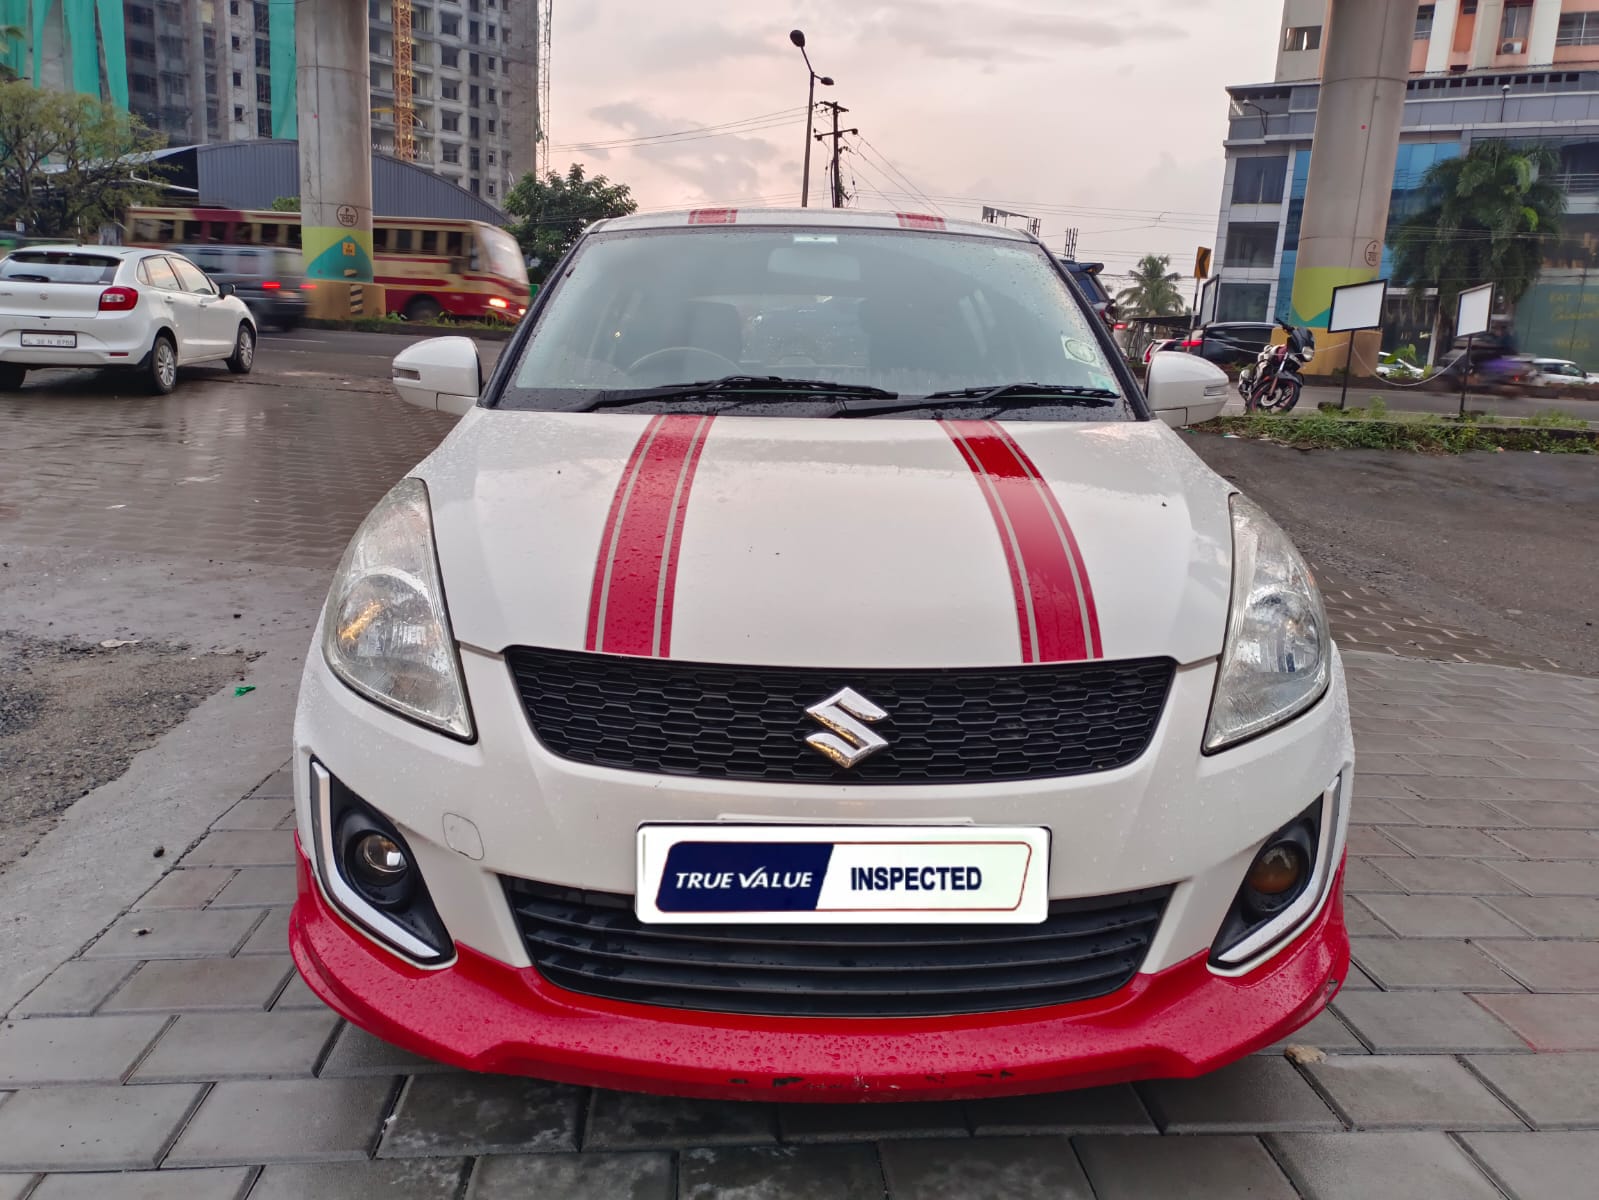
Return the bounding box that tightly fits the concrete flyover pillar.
[296,0,382,321]
[1289,0,1412,378]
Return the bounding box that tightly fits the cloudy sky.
[546,0,1283,292]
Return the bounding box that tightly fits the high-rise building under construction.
[0,0,543,206]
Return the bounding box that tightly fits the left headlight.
[322,478,474,740]
[1204,493,1330,752]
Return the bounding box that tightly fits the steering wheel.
[626,346,741,378]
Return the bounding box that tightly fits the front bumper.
[291,844,1348,1100]
[291,635,1354,1098]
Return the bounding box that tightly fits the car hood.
[420,410,1236,669]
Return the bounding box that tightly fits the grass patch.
[1197,414,1598,454]
[303,315,514,337]
[1522,409,1591,430]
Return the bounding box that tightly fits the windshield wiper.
[577,375,899,412]
[840,382,1119,417]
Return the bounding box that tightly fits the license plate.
[21,332,75,348]
[636,824,1049,924]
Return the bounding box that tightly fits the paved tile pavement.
[0,651,1594,1196]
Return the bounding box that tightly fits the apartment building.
[26,0,536,208]
[1214,0,1599,362]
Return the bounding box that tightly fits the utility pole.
[814,102,856,208]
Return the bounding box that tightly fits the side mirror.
[1146,350,1230,427]
[392,335,482,417]
[218,282,236,297]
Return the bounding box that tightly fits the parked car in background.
[1193,321,1277,368]
[1143,336,1182,364]
[1530,358,1598,387]
[175,244,307,332]
[1058,258,1117,327]
[1375,351,1423,382]
[0,245,256,394]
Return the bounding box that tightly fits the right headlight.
[1204,493,1330,752]
[321,478,474,740]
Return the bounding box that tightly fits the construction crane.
[393,0,416,162]
[537,0,552,176]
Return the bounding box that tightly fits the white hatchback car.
[291,208,1353,1102]
[0,245,256,394]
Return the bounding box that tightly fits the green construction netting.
[270,0,296,139]
[61,0,95,96]
[94,0,127,110]
[9,0,127,108]
[0,0,25,81]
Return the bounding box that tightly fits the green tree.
[1115,253,1188,317]
[503,163,637,284]
[1391,140,1566,361]
[0,82,168,238]
[270,195,300,212]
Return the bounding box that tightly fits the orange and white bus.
[124,206,530,323]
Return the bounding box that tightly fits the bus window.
[420,230,438,255]
[289,225,301,248]
[445,231,463,262]
[394,228,413,252]
[261,223,279,245]
[372,227,388,252]
[468,234,483,271]
[157,219,175,243]
[183,220,202,241]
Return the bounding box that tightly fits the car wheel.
[0,364,26,391]
[226,323,256,375]
[404,295,444,323]
[147,334,178,395]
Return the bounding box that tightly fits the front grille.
[505,647,1174,784]
[504,878,1171,1017]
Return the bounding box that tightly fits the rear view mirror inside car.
[767,246,861,283]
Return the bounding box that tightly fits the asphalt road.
[1297,381,1599,422]
[1186,432,1599,676]
[262,326,506,379]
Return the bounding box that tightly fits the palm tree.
[1391,140,1566,364]
[1116,254,1187,317]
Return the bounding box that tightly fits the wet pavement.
[2,333,1599,1198]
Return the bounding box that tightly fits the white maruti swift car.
[0,245,256,394]
[291,208,1354,1102]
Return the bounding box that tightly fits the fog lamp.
[351,832,409,887]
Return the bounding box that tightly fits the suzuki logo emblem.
[804,687,888,767]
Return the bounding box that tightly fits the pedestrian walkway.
[3,650,1597,1198]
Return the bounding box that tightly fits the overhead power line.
[853,136,945,216]
[552,107,809,152]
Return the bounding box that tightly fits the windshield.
[0,251,120,284]
[480,225,530,287]
[498,226,1132,420]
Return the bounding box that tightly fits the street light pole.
[789,30,833,207]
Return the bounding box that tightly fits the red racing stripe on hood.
[585,414,716,657]
[940,420,1102,662]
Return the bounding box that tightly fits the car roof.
[589,207,1032,241]
[3,244,142,257]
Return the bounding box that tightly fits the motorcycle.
[1238,322,1315,414]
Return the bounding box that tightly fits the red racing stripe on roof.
[688,208,738,225]
[585,414,717,657]
[896,213,946,230]
[940,420,1102,663]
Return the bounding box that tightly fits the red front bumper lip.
[290,849,1349,1102]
